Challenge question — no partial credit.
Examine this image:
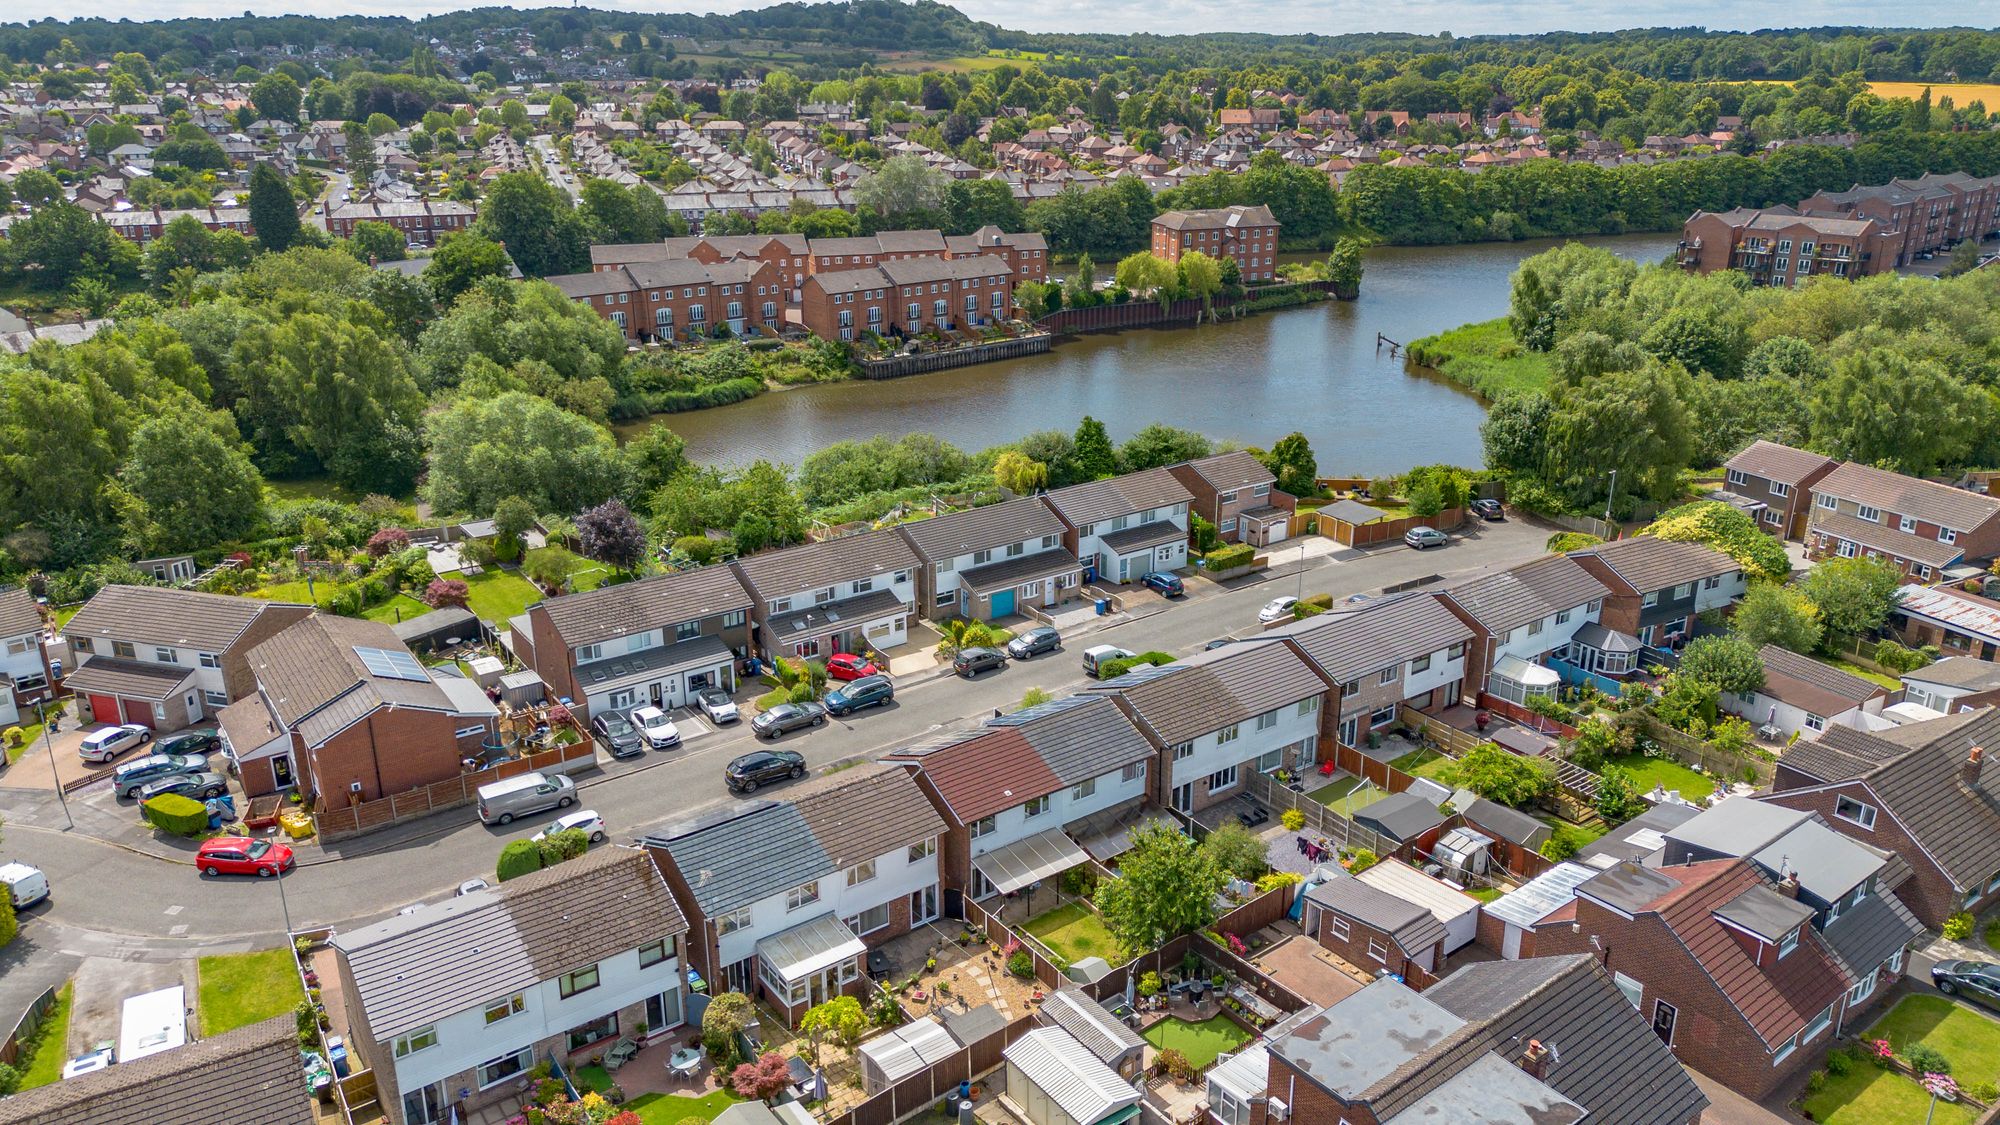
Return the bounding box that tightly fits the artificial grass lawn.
[1602,752,1718,803]
[1866,994,2000,1081]
[1306,775,1389,814]
[359,594,432,625]
[1143,1015,1254,1072]
[197,948,304,1036]
[15,982,74,1090]
[1025,902,1125,965]
[1823,657,1904,692]
[1798,1064,1977,1125]
[623,1089,747,1123]
[458,569,544,623]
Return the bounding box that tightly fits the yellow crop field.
[1864,81,2000,105]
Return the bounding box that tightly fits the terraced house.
[1806,460,2000,580]
[1040,467,1193,585]
[643,765,946,1024]
[1434,555,1609,710]
[1718,439,1838,540]
[896,495,1082,622]
[799,254,1015,341]
[730,527,920,661]
[550,256,785,342]
[1271,592,1473,746]
[63,586,313,732]
[1569,534,1746,653]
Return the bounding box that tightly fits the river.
[616,232,1678,475]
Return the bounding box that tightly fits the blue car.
[1141,571,1185,597]
[825,675,895,716]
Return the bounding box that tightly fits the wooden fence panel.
[0,986,56,1067]
[318,737,596,841]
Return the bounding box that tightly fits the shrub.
[1805,1070,1826,1093]
[702,992,754,1070]
[0,1061,19,1097]
[1007,949,1035,978]
[1137,971,1162,998]
[1971,1081,1998,1103]
[1,726,22,748]
[365,527,411,557]
[496,839,544,882]
[539,827,589,864]
[1872,639,1934,674]
[1159,1048,1197,1083]
[1944,911,1975,941]
[1344,848,1378,873]
[1299,593,1333,611]
[425,577,470,609]
[0,893,14,950]
[1825,1050,1852,1077]
[1905,1043,1951,1076]
[1281,807,1306,832]
[1546,531,1605,552]
[143,793,210,837]
[1098,651,1175,679]
[1256,871,1303,893]
[1203,544,1255,571]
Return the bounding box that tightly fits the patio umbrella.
[811,1070,828,1102]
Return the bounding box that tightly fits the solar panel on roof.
[354,646,430,683]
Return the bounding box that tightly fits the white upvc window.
[393,1025,439,1057]
[786,881,820,911]
[846,860,876,886]
[1834,795,1877,830]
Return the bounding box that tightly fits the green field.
[1405,318,1555,399]
[1143,1015,1254,1071]
[198,948,304,1036]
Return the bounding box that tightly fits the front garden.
[198,948,306,1036]
[1796,995,2000,1124]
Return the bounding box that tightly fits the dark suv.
[825,674,894,716]
[1005,626,1062,660]
[1470,498,1504,521]
[1141,572,1185,597]
[726,749,807,793]
[953,647,1006,678]
[154,729,221,757]
[592,712,644,759]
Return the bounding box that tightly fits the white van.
[0,862,48,908]
[477,772,577,826]
[1081,645,1135,679]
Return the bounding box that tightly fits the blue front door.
[990,590,1016,618]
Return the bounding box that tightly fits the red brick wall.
[1307,903,1442,984]
[1265,1054,1380,1125]
[304,706,461,810]
[1760,783,1978,928]
[223,604,315,701]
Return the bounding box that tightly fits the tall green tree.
[1733,583,1823,654]
[471,172,589,277]
[1801,557,1904,644]
[424,232,512,305]
[1676,634,1765,695]
[108,404,264,554]
[1262,432,1319,497]
[1093,821,1225,954]
[1178,250,1224,319]
[233,312,424,493]
[422,392,624,516]
[853,155,947,227]
[250,71,302,124]
[1072,415,1117,480]
[248,163,302,253]
[1118,424,1212,471]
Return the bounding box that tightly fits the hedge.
[1098,651,1175,680]
[496,839,543,882]
[1203,544,1255,571]
[144,793,210,837]
[646,376,763,414]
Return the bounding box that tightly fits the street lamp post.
[1603,470,1619,526]
[273,830,295,937]
[1297,540,1307,601]
[39,699,73,831]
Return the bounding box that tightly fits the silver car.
[137,770,229,802]
[1404,527,1450,550]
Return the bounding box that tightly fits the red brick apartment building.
[1800,171,2000,265]
[1150,204,1280,282]
[551,257,785,342]
[321,199,477,246]
[798,255,1014,341]
[1679,206,1896,285]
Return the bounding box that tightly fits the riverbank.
[1404,318,1553,400]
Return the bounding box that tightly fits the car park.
[195,837,294,878]
[751,701,827,739]
[628,705,682,749]
[1141,572,1186,597]
[952,647,1006,678]
[826,653,881,681]
[1081,645,1135,678]
[1006,626,1062,660]
[1404,527,1450,550]
[152,729,220,757]
[1470,498,1504,521]
[78,724,151,763]
[136,771,229,803]
[534,809,607,844]
[1931,960,2000,1011]
[726,748,808,793]
[591,713,644,759]
[112,753,213,799]
[825,675,894,716]
[697,689,741,724]
[1258,596,1298,623]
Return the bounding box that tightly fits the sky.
[17,0,1990,37]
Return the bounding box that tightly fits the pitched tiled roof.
[1815,462,2000,532]
[1425,955,1709,1125]
[247,616,453,747]
[957,547,1082,594]
[1757,645,1887,717]
[885,728,1060,824]
[1441,555,1609,637]
[1305,875,1449,954]
[1042,468,1193,529]
[1151,203,1278,230]
[1819,891,1927,984]
[650,800,827,917]
[62,657,193,700]
[0,1013,309,1125]
[332,847,686,1041]
[536,564,753,650]
[896,496,1069,561]
[988,694,1155,785]
[1571,536,1738,595]
[1823,709,2000,888]
[1081,640,1324,745]
[1904,656,2000,692]
[1174,449,1274,492]
[1777,723,1907,784]
[1725,440,1836,485]
[1808,509,1963,569]
[1273,592,1472,682]
[66,586,304,653]
[0,586,39,639]
[731,528,919,603]
[791,763,946,871]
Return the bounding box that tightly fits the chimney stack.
[1519,1040,1551,1081]
[1966,744,1984,784]
[1778,873,1801,899]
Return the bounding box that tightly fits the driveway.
[68,954,195,1059]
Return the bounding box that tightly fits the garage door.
[120,699,155,729]
[86,694,119,726]
[990,590,1015,618]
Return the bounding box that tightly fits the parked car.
[826,653,881,681]
[534,809,606,844]
[195,836,294,878]
[1081,645,1135,678]
[953,647,1006,678]
[1470,498,1504,521]
[152,729,220,757]
[1404,527,1450,550]
[628,705,682,750]
[78,724,151,763]
[61,1045,115,1079]
[697,689,741,724]
[0,862,49,909]
[1931,960,2000,1010]
[825,675,894,716]
[476,772,576,826]
[456,878,490,896]
[1141,572,1186,597]
[751,702,827,739]
[1257,596,1298,623]
[1006,626,1062,660]
[726,748,808,793]
[112,753,213,799]
[591,713,643,759]
[137,771,229,802]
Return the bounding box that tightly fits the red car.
[195,836,295,878]
[825,653,881,681]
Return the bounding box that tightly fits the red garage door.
[120,699,155,729]
[86,694,120,726]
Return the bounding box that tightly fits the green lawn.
[248,579,323,604]
[1602,753,1717,803]
[5,719,43,764]
[359,594,432,625]
[457,570,543,623]
[1025,902,1124,966]
[1404,317,1555,399]
[623,1089,746,1123]
[523,546,621,594]
[15,982,74,1090]
[1866,994,2000,1081]
[1799,1064,1977,1125]
[1466,886,1504,904]
[50,604,81,630]
[1822,657,1904,692]
[1985,918,2000,952]
[1142,1015,1254,1071]
[1388,747,1460,783]
[1541,817,1607,853]
[1307,774,1389,814]
[197,949,304,1036]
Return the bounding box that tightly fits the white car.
[1257,596,1299,623]
[78,723,152,763]
[534,810,606,844]
[61,1045,115,1080]
[456,878,490,896]
[697,688,740,725]
[628,706,681,749]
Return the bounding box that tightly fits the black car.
[751,701,827,739]
[591,712,644,759]
[1470,498,1505,521]
[153,728,221,757]
[726,749,807,793]
[1141,571,1185,597]
[1931,960,2000,1010]
[1005,626,1062,660]
[825,674,894,716]
[953,647,1006,678]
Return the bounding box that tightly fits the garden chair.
[603,1037,640,1072]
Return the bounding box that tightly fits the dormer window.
[1777,928,1800,959]
[1833,795,1877,830]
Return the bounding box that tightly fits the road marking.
[168,924,187,936]
[163,905,182,916]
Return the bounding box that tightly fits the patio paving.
[874,921,1045,1024]
[1246,934,1366,1008]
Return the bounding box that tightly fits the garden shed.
[1039,990,1145,1077]
[1002,1026,1142,1125]
[1356,859,1481,954]
[858,1015,960,1094]
[391,606,480,654]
